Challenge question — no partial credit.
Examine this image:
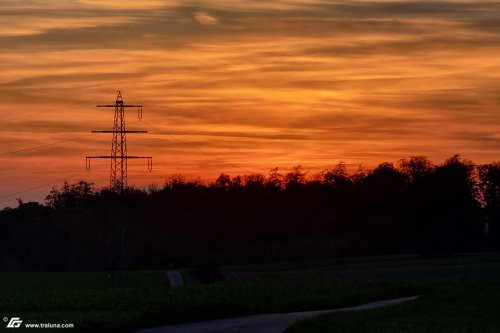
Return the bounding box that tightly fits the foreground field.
[0,254,498,332]
[286,277,500,333]
[137,296,419,333]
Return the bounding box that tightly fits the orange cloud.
[1,0,500,207]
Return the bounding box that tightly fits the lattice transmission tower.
[86,91,152,191]
[85,91,152,284]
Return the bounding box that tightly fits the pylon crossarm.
[96,105,142,108]
[91,130,147,133]
[86,156,152,159]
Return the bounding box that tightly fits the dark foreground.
[286,277,500,333]
[0,254,498,332]
[138,296,419,333]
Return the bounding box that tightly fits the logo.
[6,317,22,328]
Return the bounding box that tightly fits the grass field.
[285,277,500,333]
[0,253,499,332]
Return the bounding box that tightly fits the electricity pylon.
[86,91,152,192]
[85,91,152,285]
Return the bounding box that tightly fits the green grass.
[0,277,425,332]
[285,277,500,333]
[0,271,167,292]
[0,253,499,332]
[225,253,500,277]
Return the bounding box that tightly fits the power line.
[0,119,143,157]
[0,171,87,200]
[0,82,121,124]
[140,118,256,175]
[87,169,110,182]
[121,92,257,159]
[0,97,103,124]
[0,134,92,157]
[0,90,256,204]
[121,92,258,175]
[0,91,135,157]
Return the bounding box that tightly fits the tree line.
[1,155,499,271]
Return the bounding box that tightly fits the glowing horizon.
[1,0,500,207]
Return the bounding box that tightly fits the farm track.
[136,295,419,333]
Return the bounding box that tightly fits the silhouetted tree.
[285,165,307,189]
[322,162,352,190]
[399,156,434,183]
[0,156,489,271]
[244,174,266,190]
[267,167,284,189]
[423,155,481,253]
[45,181,95,209]
[478,162,500,246]
[213,173,232,189]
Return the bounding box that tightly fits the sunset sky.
[1,0,500,207]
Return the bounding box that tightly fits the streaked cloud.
[1,0,500,207]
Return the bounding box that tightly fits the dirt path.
[136,295,419,333]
